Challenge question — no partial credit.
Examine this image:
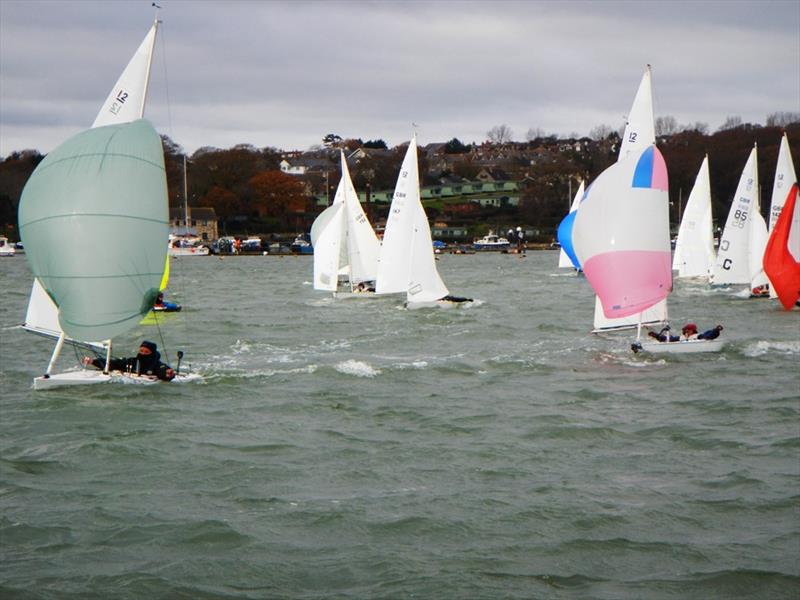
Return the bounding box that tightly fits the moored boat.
[473,233,511,251]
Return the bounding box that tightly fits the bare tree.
[766,112,800,127]
[685,122,709,135]
[589,124,614,140]
[717,115,743,132]
[655,115,678,136]
[525,127,545,141]
[487,124,513,144]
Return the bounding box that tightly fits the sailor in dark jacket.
[83,340,176,381]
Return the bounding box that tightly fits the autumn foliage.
[248,171,307,219]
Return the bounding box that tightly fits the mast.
[183,155,189,234]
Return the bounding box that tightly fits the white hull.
[33,369,201,390]
[405,299,473,310]
[634,338,725,354]
[333,290,377,299]
[169,247,209,257]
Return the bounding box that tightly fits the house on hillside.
[475,167,510,183]
[169,206,218,241]
[280,155,336,176]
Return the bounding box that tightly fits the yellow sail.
[159,253,170,291]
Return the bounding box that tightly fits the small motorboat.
[0,236,16,257]
[291,235,313,255]
[473,233,510,251]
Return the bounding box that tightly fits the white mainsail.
[768,134,798,232]
[310,151,380,292]
[310,202,345,292]
[376,135,449,303]
[766,133,797,297]
[92,20,159,128]
[673,155,715,279]
[712,146,759,285]
[618,65,655,161]
[340,153,380,285]
[407,194,449,304]
[591,65,666,331]
[23,18,160,344]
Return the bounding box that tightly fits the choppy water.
[1,252,798,599]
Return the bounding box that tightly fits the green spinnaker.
[19,119,168,343]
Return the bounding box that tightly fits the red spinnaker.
[763,183,800,310]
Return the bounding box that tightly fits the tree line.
[1,115,798,240]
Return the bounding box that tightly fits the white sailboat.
[556,180,584,270]
[711,145,761,289]
[376,135,465,307]
[766,133,797,298]
[573,144,724,354]
[310,150,380,294]
[22,17,162,346]
[169,156,210,257]
[672,155,715,279]
[19,15,195,389]
[591,65,667,332]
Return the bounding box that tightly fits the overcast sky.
[1,0,798,156]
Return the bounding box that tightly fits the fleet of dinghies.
[14,18,799,387]
[18,13,197,390]
[554,65,798,353]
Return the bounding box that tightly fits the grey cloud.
[1,0,797,155]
